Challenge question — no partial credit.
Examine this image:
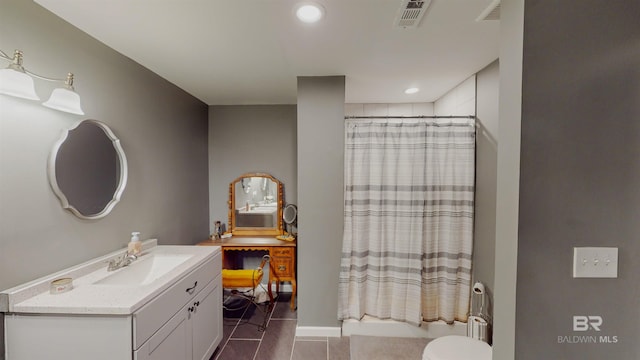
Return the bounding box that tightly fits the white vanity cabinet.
[134,279,221,360]
[133,256,222,360]
[2,243,222,360]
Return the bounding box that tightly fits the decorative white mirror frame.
[48,119,128,220]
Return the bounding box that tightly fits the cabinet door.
[191,275,222,360]
[134,306,192,360]
[5,314,132,360]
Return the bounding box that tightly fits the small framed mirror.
[278,203,297,241]
[283,204,297,234]
[48,119,128,220]
[229,172,283,236]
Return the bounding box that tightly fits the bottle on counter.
[128,231,142,255]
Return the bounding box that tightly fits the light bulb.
[296,3,324,23]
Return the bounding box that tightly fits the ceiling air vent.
[394,0,432,28]
[476,0,500,21]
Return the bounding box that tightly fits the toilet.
[422,335,492,360]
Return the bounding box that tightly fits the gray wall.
[516,1,640,359]
[0,1,209,356]
[474,60,499,321]
[208,105,297,235]
[297,76,345,327]
[493,0,524,358]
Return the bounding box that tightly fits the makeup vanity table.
[197,236,296,310]
[206,172,296,310]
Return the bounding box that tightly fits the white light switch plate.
[573,247,618,278]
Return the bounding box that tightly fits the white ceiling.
[34,0,500,105]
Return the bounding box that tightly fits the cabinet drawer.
[272,248,292,257]
[133,252,221,350]
[271,257,293,278]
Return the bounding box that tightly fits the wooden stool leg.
[267,281,274,304]
[290,279,296,311]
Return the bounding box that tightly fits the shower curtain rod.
[344,115,475,119]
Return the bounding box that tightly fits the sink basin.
[256,202,276,207]
[95,253,192,286]
[238,207,276,214]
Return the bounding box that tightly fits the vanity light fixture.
[404,87,420,94]
[295,2,325,23]
[0,49,84,115]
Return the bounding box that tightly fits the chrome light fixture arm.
[27,70,77,90]
[0,49,71,84]
[0,49,26,71]
[0,48,84,115]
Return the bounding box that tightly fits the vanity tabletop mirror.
[228,172,284,236]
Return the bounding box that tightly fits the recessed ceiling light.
[404,87,420,94]
[295,2,325,23]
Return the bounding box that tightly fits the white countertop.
[0,240,220,315]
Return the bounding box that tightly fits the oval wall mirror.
[48,119,128,220]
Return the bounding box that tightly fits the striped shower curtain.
[337,119,475,325]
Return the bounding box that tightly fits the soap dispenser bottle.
[128,232,142,255]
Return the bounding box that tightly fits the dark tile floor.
[212,293,350,360]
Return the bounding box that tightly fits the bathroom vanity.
[198,235,296,310]
[210,172,297,310]
[0,240,222,360]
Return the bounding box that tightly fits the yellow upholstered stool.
[222,268,264,288]
[222,255,273,331]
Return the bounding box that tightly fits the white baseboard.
[256,283,293,293]
[296,326,342,338]
[275,283,293,293]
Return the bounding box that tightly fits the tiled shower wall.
[345,102,435,117]
[434,75,476,116]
